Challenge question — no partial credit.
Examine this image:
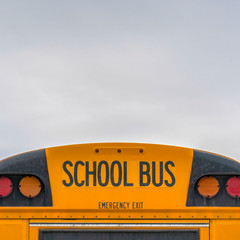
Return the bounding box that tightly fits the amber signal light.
[19,176,42,198]
[197,176,219,198]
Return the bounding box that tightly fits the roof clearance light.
[197,176,219,198]
[19,176,42,198]
[226,176,240,198]
[0,176,13,198]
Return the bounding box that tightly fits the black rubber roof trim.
[0,149,52,206]
[186,150,240,206]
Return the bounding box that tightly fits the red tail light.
[226,176,240,198]
[0,176,13,198]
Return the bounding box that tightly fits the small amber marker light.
[197,176,219,198]
[19,176,42,198]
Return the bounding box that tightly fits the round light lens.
[0,176,13,198]
[226,176,240,198]
[197,176,219,198]
[19,176,42,198]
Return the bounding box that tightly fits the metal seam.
[29,223,209,228]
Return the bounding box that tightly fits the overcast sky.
[0,1,239,160]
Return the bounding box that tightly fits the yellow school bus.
[0,143,240,240]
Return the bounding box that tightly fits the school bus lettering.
[98,160,109,186]
[139,160,175,187]
[62,160,73,187]
[62,160,176,187]
[165,161,176,187]
[123,161,134,186]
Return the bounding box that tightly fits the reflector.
[19,176,42,198]
[226,176,240,198]
[197,176,219,198]
[0,176,13,198]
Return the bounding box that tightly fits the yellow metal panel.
[211,220,240,240]
[0,220,28,240]
[46,143,193,211]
